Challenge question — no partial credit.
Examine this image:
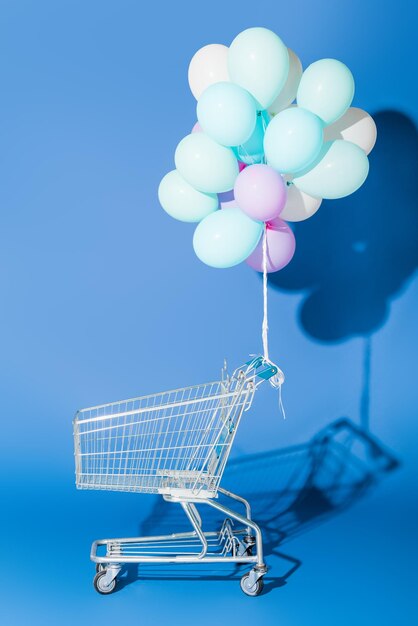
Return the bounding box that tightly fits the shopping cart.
[73,355,283,596]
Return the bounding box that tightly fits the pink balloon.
[192,122,202,133]
[246,218,295,273]
[238,160,247,172]
[234,164,287,222]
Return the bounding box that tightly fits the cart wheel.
[240,573,264,597]
[93,570,117,595]
[95,563,105,573]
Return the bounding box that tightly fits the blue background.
[1,1,417,624]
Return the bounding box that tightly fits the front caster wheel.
[93,570,117,595]
[240,573,264,597]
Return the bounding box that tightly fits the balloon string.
[238,141,255,165]
[261,223,286,420]
[279,383,286,420]
[262,223,269,361]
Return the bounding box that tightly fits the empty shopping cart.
[73,355,283,596]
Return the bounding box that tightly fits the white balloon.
[268,49,303,115]
[188,44,230,100]
[280,183,322,222]
[324,107,377,155]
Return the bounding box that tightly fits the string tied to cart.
[260,223,286,418]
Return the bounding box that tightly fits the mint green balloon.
[234,110,270,165]
[228,27,289,110]
[175,133,239,193]
[293,140,369,199]
[297,59,355,125]
[264,106,323,173]
[197,82,257,147]
[158,170,219,223]
[193,207,263,268]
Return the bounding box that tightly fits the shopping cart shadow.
[117,417,398,592]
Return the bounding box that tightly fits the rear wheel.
[93,570,117,595]
[240,572,264,596]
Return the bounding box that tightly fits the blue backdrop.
[1,1,417,624]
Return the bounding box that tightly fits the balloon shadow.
[268,110,418,428]
[270,110,418,341]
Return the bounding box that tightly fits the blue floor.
[3,405,417,625]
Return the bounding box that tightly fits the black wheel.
[240,573,264,597]
[93,570,117,595]
[243,535,255,557]
[95,563,105,573]
[244,535,256,545]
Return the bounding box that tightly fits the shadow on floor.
[117,418,398,593]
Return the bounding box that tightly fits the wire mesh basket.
[74,356,278,499]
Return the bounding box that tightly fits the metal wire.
[74,364,258,497]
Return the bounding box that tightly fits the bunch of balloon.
[158,27,376,272]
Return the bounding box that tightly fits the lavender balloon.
[234,164,287,222]
[246,218,296,273]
